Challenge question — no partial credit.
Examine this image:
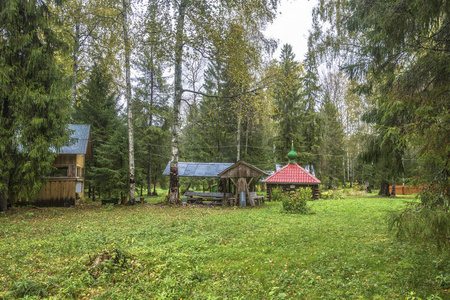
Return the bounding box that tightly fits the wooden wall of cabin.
[37,180,76,201]
[52,154,85,178]
[266,184,320,200]
[39,153,86,203]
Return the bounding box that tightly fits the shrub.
[271,187,283,202]
[281,188,313,214]
[321,189,345,200]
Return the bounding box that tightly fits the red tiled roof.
[264,163,321,184]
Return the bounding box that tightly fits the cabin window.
[76,182,83,193]
[77,167,81,177]
[51,167,68,177]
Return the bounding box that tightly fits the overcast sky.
[264,0,318,61]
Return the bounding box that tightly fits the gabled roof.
[59,124,91,155]
[219,160,268,178]
[162,162,234,178]
[263,163,321,184]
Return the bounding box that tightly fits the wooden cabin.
[36,124,92,206]
[264,145,321,200]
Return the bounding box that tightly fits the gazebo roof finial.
[287,140,298,163]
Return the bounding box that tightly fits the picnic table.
[101,198,119,205]
[183,191,231,205]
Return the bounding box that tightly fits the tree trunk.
[147,60,155,197]
[72,23,80,105]
[153,180,157,196]
[169,1,187,204]
[379,180,390,196]
[245,118,249,156]
[0,177,9,211]
[147,160,152,196]
[391,177,396,197]
[122,0,135,205]
[93,186,96,201]
[236,114,241,161]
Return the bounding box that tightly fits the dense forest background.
[1,0,448,208]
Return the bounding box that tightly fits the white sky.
[264,0,318,61]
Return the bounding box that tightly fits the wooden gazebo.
[162,160,268,206]
[264,144,321,200]
[219,160,268,206]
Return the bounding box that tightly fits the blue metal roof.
[59,124,91,154]
[163,162,234,177]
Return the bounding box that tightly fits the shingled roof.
[59,124,91,155]
[162,162,234,178]
[263,163,321,184]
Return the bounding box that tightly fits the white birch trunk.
[72,23,80,105]
[169,1,187,204]
[122,0,135,204]
[236,114,241,161]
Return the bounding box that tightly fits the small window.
[76,182,83,193]
[77,167,81,177]
[51,167,68,177]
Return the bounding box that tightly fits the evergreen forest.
[1,0,449,298]
[1,0,449,242]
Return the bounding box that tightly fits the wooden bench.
[101,198,119,205]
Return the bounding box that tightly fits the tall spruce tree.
[272,44,305,163]
[72,62,121,198]
[301,42,322,172]
[319,86,345,189]
[0,0,71,211]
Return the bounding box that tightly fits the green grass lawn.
[0,195,448,299]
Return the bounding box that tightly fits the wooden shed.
[264,145,321,200]
[36,124,92,206]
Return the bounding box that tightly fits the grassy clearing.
[0,195,448,299]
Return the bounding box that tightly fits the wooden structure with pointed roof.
[264,144,321,200]
[219,160,268,206]
[163,160,267,206]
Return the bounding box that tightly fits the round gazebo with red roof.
[264,144,321,200]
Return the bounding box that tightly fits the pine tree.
[0,0,71,210]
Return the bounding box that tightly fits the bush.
[271,187,283,202]
[321,189,345,200]
[281,188,313,214]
